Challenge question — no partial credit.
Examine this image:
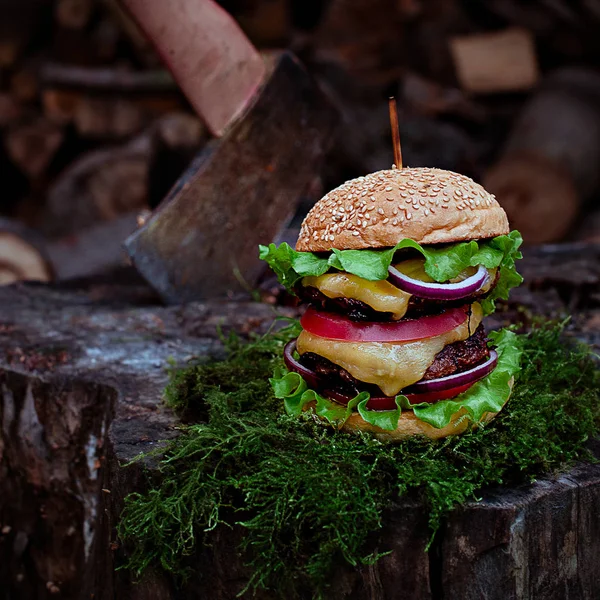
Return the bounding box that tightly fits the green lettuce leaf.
[271,328,523,434]
[269,369,368,426]
[259,231,523,315]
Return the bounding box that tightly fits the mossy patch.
[119,320,600,598]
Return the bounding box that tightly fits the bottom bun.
[342,406,497,441]
[329,378,513,442]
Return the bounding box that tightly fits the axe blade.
[125,51,337,304]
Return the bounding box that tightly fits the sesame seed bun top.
[296,167,509,252]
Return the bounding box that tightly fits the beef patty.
[298,324,490,398]
[296,271,498,322]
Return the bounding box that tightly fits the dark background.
[1,0,600,285]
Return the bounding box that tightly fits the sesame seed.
[383,218,389,224]
[377,208,384,215]
[329,235,335,241]
[424,209,429,216]
[393,208,398,215]
[352,230,360,236]
[406,212,412,220]
[386,186,393,191]
[392,219,398,225]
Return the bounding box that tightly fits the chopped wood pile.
[2,0,600,284]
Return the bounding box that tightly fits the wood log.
[5,117,64,179]
[41,88,81,124]
[41,113,204,241]
[0,218,53,284]
[401,72,486,121]
[575,210,600,243]
[101,0,164,68]
[484,0,600,34]
[484,153,579,245]
[90,17,121,62]
[0,0,46,68]
[0,244,599,599]
[40,63,177,93]
[311,0,407,83]
[42,87,183,136]
[54,0,94,30]
[0,94,22,128]
[449,28,539,94]
[234,0,290,47]
[484,68,600,244]
[41,134,151,238]
[73,96,148,139]
[40,63,182,138]
[10,58,40,104]
[45,212,140,280]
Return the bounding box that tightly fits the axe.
[120,0,338,303]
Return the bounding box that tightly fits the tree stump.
[1,244,599,600]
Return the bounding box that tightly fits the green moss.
[119,320,600,598]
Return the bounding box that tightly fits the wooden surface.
[0,244,599,599]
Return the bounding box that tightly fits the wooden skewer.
[388,97,403,169]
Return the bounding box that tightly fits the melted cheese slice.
[303,260,496,321]
[303,273,412,320]
[296,303,483,397]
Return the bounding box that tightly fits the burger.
[260,167,523,440]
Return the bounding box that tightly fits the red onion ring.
[387,264,489,300]
[404,350,498,393]
[283,339,321,389]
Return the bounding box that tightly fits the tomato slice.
[300,306,469,343]
[324,381,476,411]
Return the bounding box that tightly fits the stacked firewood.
[1,0,600,284]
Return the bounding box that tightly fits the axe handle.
[120,0,265,137]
